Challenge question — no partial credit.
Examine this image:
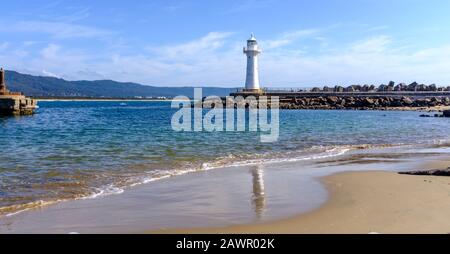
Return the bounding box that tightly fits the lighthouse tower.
[243,34,262,91]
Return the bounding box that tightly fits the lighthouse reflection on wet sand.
[243,34,262,91]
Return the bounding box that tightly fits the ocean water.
[0,101,449,216]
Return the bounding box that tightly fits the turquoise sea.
[1,101,449,216]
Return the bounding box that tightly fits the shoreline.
[153,170,450,234]
[1,145,449,233]
[0,143,411,218]
[0,143,421,219]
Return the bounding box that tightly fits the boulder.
[361,98,375,107]
[401,96,413,105]
[399,168,450,176]
[443,110,450,117]
[327,96,339,104]
[429,84,437,91]
[391,99,404,107]
[443,97,450,105]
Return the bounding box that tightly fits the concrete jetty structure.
[243,34,262,92]
[0,68,37,115]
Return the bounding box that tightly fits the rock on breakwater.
[278,96,450,110]
[443,110,450,117]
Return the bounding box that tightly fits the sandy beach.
[154,170,450,234]
[1,146,450,234]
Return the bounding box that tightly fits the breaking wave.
[0,143,401,218]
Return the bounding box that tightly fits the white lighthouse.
[243,34,262,91]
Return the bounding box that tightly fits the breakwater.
[229,91,450,110]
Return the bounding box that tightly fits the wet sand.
[157,170,450,234]
[1,146,450,234]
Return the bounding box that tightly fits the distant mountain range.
[4,70,237,98]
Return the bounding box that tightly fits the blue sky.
[1,0,450,87]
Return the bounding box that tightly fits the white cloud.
[351,35,391,53]
[163,3,185,12]
[225,0,275,14]
[3,21,112,39]
[148,32,233,59]
[12,49,29,58]
[367,25,389,32]
[2,43,94,80]
[261,29,319,50]
[57,7,91,22]
[259,35,450,86]
[4,30,450,87]
[0,42,9,51]
[41,44,61,59]
[42,70,61,78]
[23,41,41,47]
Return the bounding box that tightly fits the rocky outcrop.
[399,168,450,176]
[278,96,450,110]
